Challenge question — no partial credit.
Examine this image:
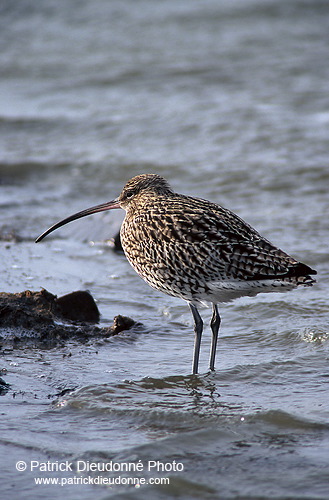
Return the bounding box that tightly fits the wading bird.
[36,174,316,374]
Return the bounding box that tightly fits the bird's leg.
[189,303,203,375]
[209,303,221,371]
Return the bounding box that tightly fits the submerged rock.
[0,376,10,395]
[111,231,124,252]
[0,288,139,346]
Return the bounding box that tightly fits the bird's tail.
[292,262,317,286]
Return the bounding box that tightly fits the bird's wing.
[153,196,315,281]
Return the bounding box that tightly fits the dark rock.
[112,314,136,334]
[109,231,124,252]
[56,290,100,323]
[0,377,10,395]
[0,289,59,330]
[0,289,140,346]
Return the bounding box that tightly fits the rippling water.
[1,0,328,498]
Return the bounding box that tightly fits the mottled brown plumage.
[36,173,317,374]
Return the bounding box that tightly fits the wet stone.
[56,290,100,323]
[0,288,139,347]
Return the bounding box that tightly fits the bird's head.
[118,174,173,209]
[35,174,172,242]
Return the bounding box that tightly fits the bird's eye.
[125,189,134,199]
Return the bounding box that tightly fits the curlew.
[36,174,316,374]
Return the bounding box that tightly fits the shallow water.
[1,0,329,498]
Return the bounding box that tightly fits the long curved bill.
[35,199,121,243]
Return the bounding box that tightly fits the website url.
[34,475,170,487]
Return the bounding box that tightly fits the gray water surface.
[1,1,328,498]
